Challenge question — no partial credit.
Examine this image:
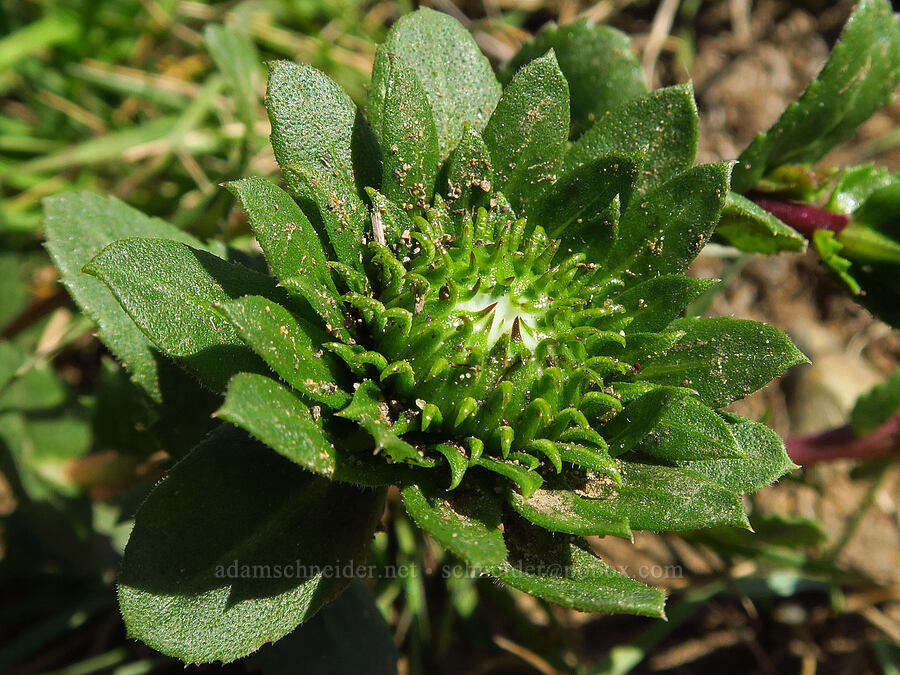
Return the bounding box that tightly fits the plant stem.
[749,194,850,238]
[786,413,900,465]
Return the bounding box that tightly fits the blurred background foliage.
[2,0,900,673]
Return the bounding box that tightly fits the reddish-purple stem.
[786,412,900,465]
[749,194,850,238]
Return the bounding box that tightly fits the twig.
[642,0,679,89]
[35,89,108,134]
[786,414,900,466]
[576,0,633,27]
[750,194,850,237]
[729,0,752,45]
[0,288,69,340]
[493,634,559,675]
[860,605,900,644]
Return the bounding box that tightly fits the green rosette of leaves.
[44,8,807,664]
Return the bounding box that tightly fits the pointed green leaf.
[675,413,798,494]
[502,20,647,137]
[444,125,493,213]
[752,513,828,548]
[281,162,367,271]
[267,60,356,186]
[635,396,744,462]
[508,483,631,538]
[225,178,337,295]
[483,51,570,218]
[43,192,212,401]
[472,455,543,498]
[492,518,665,617]
[811,199,900,323]
[280,274,351,343]
[218,296,349,409]
[380,8,501,157]
[613,275,716,333]
[566,85,698,193]
[612,163,731,280]
[733,0,900,192]
[368,49,439,211]
[401,477,507,567]
[604,387,690,456]
[265,60,369,268]
[84,238,281,392]
[433,442,469,490]
[118,426,386,664]
[336,380,430,466]
[580,460,750,531]
[217,373,393,486]
[618,331,685,368]
[535,154,638,263]
[557,442,620,476]
[716,192,806,254]
[636,316,808,407]
[842,224,900,265]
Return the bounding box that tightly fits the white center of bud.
[456,292,546,351]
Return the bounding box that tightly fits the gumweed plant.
[42,0,900,665]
